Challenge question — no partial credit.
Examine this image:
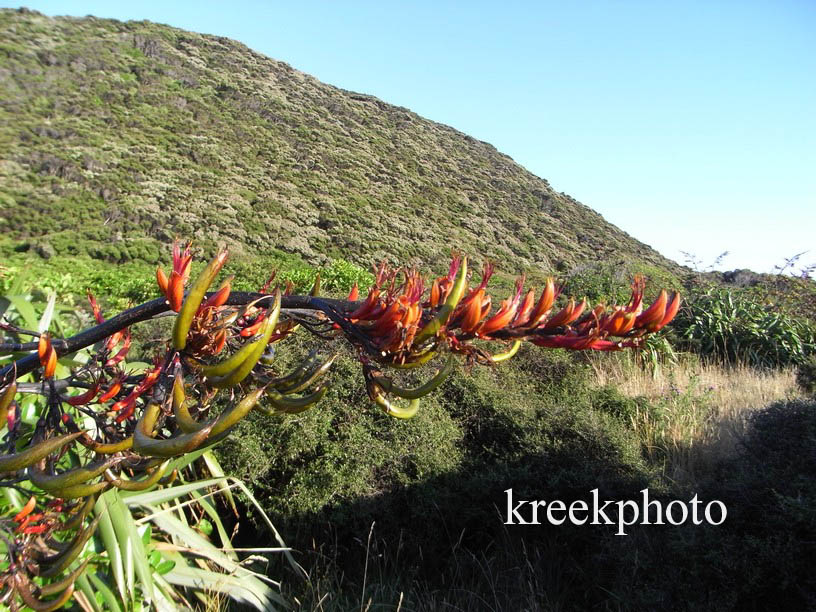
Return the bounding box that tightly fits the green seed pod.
[37,558,90,597]
[413,257,468,346]
[28,457,117,492]
[39,515,101,578]
[208,386,266,438]
[490,339,522,363]
[0,431,84,474]
[259,386,328,415]
[373,355,455,400]
[14,573,75,612]
[277,354,337,395]
[47,480,110,500]
[387,349,438,369]
[133,401,214,457]
[208,290,281,389]
[173,247,229,350]
[199,332,263,378]
[371,388,420,419]
[108,460,170,491]
[84,435,134,455]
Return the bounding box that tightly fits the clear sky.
[4,1,815,273]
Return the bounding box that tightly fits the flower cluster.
[0,241,682,608]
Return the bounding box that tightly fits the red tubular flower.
[350,262,389,320]
[511,289,536,327]
[199,277,233,313]
[240,311,268,337]
[480,277,525,336]
[459,288,486,334]
[635,289,668,331]
[651,292,681,332]
[540,298,586,330]
[87,290,105,324]
[156,266,169,295]
[429,278,442,308]
[105,332,132,367]
[114,400,137,423]
[98,376,124,403]
[347,283,359,302]
[435,255,463,306]
[626,276,646,315]
[522,279,558,329]
[66,383,100,406]
[37,333,49,362]
[212,329,228,354]
[157,240,193,312]
[111,364,161,415]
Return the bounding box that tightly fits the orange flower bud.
[13,496,36,522]
[156,266,169,295]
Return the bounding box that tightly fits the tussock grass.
[587,352,802,483]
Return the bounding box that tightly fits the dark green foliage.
[671,286,816,367]
[562,259,682,304]
[796,355,816,395]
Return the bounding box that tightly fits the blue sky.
[4,1,815,273]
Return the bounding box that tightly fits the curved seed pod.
[373,355,455,400]
[261,386,328,415]
[134,422,214,458]
[277,354,337,395]
[490,340,522,363]
[371,387,420,419]
[413,257,468,346]
[37,557,90,597]
[160,468,179,485]
[165,387,265,451]
[14,573,75,612]
[0,381,16,431]
[266,350,319,389]
[387,349,439,369]
[47,480,110,500]
[58,494,97,532]
[28,457,118,492]
[107,460,170,491]
[0,431,84,474]
[172,368,205,432]
[174,399,205,434]
[39,515,102,578]
[199,332,265,378]
[81,434,133,455]
[173,384,205,434]
[208,387,266,439]
[172,247,229,350]
[208,291,281,389]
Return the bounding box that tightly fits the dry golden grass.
[588,352,803,484]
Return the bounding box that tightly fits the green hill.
[1,7,676,281]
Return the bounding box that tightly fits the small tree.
[0,242,679,610]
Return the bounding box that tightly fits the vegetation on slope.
[1,8,675,281]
